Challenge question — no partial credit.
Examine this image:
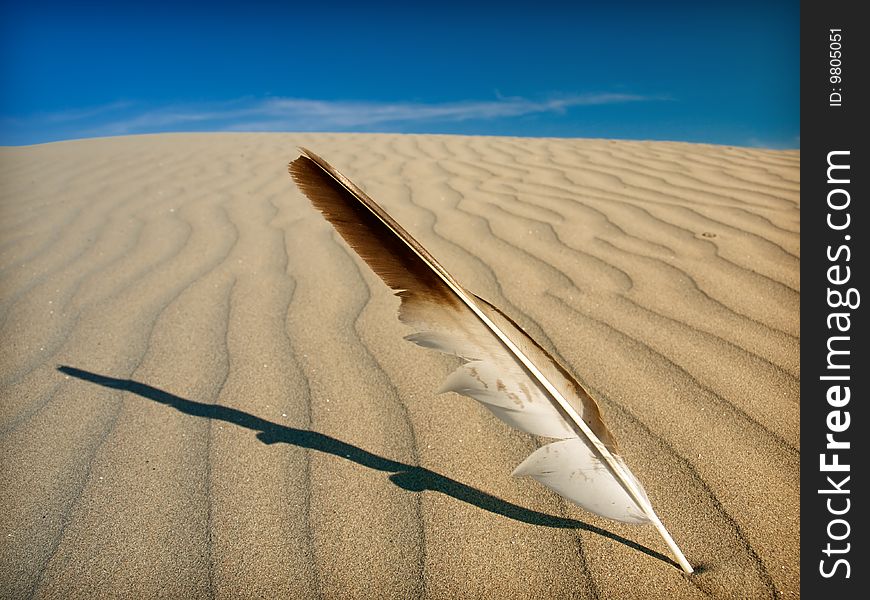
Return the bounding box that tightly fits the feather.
[289,148,693,574]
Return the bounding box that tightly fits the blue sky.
[1,1,798,147]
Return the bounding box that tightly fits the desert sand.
[0,133,799,599]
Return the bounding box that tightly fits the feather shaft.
[289,148,693,574]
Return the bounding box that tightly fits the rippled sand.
[0,133,799,599]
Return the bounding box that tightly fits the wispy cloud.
[95,94,653,135]
[223,93,652,132]
[1,101,136,129]
[2,93,657,144]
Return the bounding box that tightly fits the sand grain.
[0,133,799,599]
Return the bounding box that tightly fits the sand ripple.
[0,134,799,599]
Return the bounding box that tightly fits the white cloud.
[90,93,652,135]
[2,93,656,144]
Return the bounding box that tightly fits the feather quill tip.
[288,148,695,575]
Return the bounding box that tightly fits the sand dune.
[0,133,799,599]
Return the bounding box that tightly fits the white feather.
[289,149,693,573]
[513,439,651,523]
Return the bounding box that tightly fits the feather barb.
[289,148,693,574]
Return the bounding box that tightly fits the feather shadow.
[57,364,678,569]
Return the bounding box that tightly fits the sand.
[0,133,799,599]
